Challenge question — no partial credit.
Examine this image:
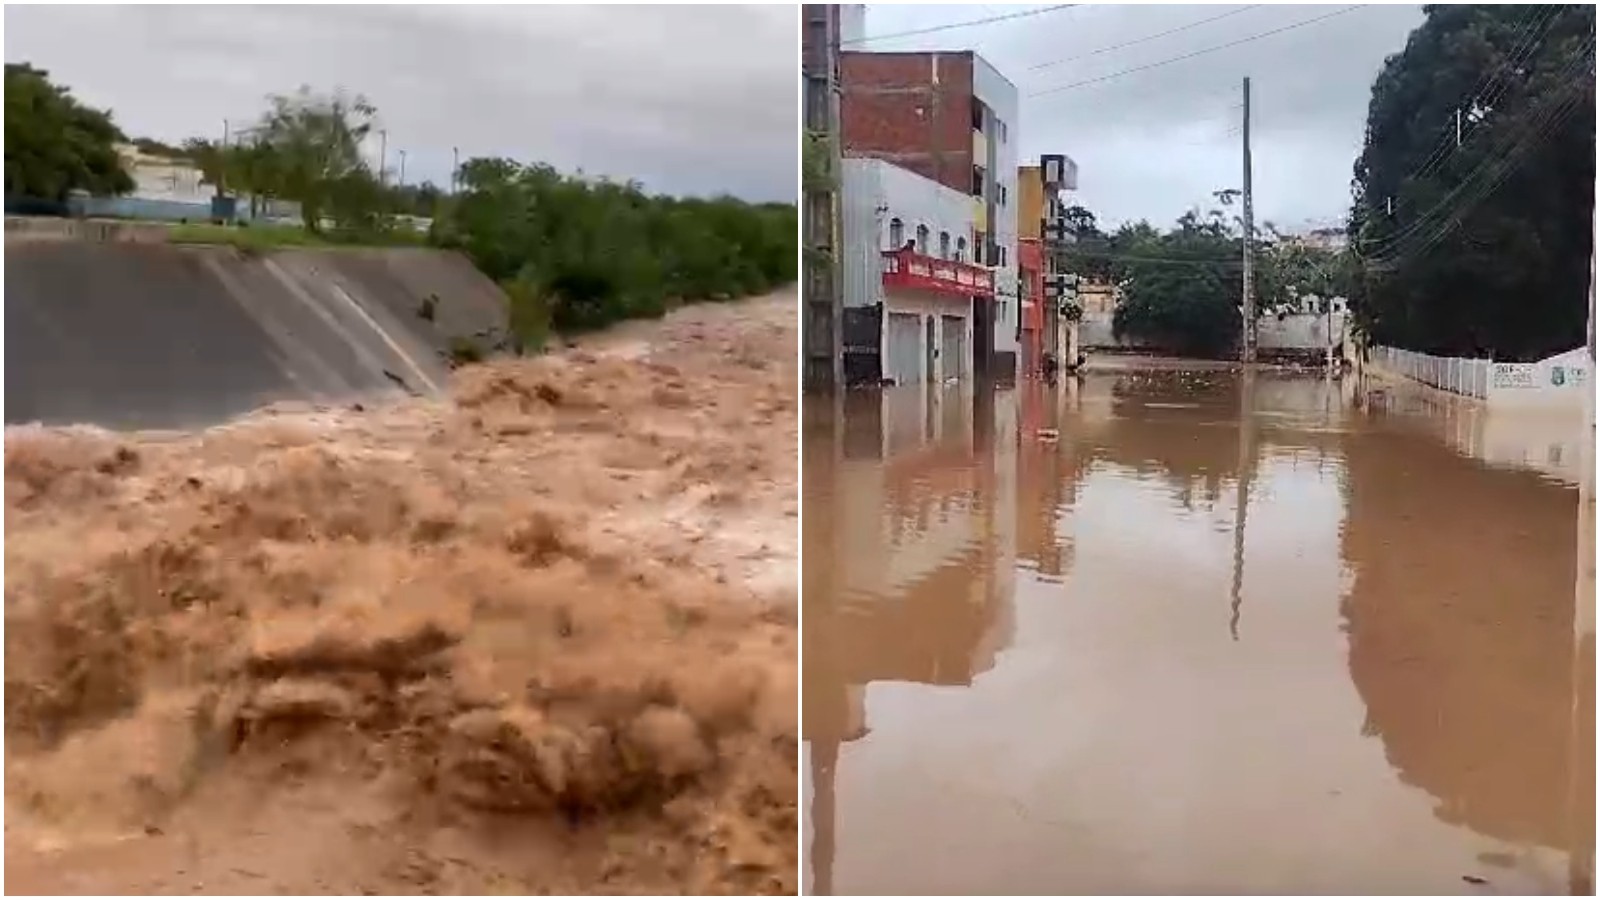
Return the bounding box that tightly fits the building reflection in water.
[803,382,1018,896]
[803,371,1592,895]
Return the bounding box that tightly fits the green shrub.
[503,273,552,356]
[436,159,796,337]
[447,336,484,366]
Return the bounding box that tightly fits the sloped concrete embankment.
[5,241,510,429]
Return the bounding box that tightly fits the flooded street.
[803,371,1594,895]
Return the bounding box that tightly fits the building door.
[925,316,937,383]
[941,315,965,382]
[885,312,922,384]
[971,297,993,379]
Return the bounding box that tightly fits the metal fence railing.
[1371,345,1491,399]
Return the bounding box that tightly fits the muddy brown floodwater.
[5,291,798,895]
[803,370,1594,895]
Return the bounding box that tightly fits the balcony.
[881,248,994,299]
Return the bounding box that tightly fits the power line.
[843,4,1078,47]
[1363,42,1595,267]
[1362,38,1595,257]
[1028,6,1365,98]
[1370,87,1590,270]
[1057,246,1245,268]
[1397,5,1565,189]
[1029,5,1263,73]
[1374,85,1591,269]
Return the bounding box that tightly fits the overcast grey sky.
[856,3,1425,232]
[5,4,797,202]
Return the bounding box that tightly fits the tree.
[1349,4,1595,360]
[1256,238,1347,315]
[256,87,379,232]
[1112,211,1243,357]
[181,138,230,199]
[5,63,133,200]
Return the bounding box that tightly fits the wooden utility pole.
[1240,76,1257,364]
[802,4,844,393]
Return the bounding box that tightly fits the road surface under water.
[803,370,1594,895]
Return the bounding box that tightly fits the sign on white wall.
[1491,364,1539,390]
[1489,348,1588,409]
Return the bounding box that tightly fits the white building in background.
[841,157,995,385]
[117,144,208,203]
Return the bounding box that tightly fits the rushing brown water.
[803,371,1594,895]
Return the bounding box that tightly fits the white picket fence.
[1370,345,1491,399]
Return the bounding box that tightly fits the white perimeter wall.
[1079,310,1348,351]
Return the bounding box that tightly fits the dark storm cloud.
[856,3,1425,230]
[4,4,797,201]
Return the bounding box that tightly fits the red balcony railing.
[880,248,994,299]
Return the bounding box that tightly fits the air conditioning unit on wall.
[1041,154,1079,191]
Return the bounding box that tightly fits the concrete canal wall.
[6,236,510,429]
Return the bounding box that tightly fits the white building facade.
[841,157,996,386]
[972,54,1020,381]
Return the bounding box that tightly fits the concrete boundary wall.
[1372,344,1588,411]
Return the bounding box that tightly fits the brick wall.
[841,51,975,196]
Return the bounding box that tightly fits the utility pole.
[379,130,388,187]
[1454,107,1463,147]
[1240,76,1257,364]
[219,120,230,198]
[802,5,844,393]
[398,149,407,188]
[452,146,461,194]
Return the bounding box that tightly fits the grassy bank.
[165,221,427,252]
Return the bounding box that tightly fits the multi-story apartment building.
[840,48,1020,383]
[1019,156,1080,373]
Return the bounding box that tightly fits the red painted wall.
[841,51,976,196]
[1018,238,1045,375]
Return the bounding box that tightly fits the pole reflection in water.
[802,370,1593,895]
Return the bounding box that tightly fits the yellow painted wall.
[1017,166,1044,241]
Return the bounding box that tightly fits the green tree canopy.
[5,63,133,200]
[435,158,796,342]
[1349,4,1595,361]
[1110,211,1244,357]
[255,87,379,232]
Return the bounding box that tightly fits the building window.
[998,245,1007,268]
[972,165,984,198]
[956,236,967,262]
[975,230,987,265]
[915,224,929,255]
[939,231,950,259]
[889,217,903,250]
[999,120,1008,143]
[998,184,1007,207]
[971,96,985,131]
